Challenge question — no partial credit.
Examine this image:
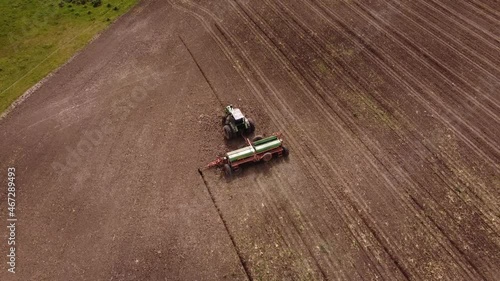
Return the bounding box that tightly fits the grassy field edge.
[0,0,139,115]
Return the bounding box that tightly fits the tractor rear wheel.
[223,125,233,139]
[247,118,255,134]
[223,164,233,177]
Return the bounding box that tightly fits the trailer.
[205,133,289,177]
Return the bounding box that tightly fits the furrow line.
[258,173,333,280]
[222,0,472,278]
[198,170,252,281]
[388,0,500,84]
[183,29,322,279]
[313,0,500,168]
[170,1,497,279]
[236,0,500,254]
[215,0,382,275]
[434,0,500,28]
[414,0,500,52]
[209,2,410,277]
[469,0,500,19]
[254,175,327,280]
[424,0,500,45]
[297,0,500,224]
[263,0,492,253]
[169,2,379,277]
[350,1,500,144]
[408,195,496,279]
[366,0,500,114]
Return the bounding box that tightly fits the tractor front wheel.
[223,125,233,139]
[246,118,255,134]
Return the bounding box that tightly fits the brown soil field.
[1,0,499,280]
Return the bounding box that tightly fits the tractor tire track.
[211,11,389,280]
[312,0,500,169]
[176,0,496,278]
[227,0,500,276]
[346,1,500,151]
[232,0,498,276]
[256,171,333,280]
[171,0,496,274]
[413,0,500,52]
[262,0,500,274]
[269,0,499,228]
[431,0,500,36]
[247,0,497,277]
[357,0,500,113]
[212,23,387,280]
[198,170,252,281]
[468,0,500,20]
[387,4,500,109]
[171,3,324,279]
[386,0,500,87]
[217,4,425,276]
[168,2,396,279]
[424,0,500,45]
[297,0,500,225]
[170,0,416,278]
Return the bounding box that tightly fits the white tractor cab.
[223,105,255,139]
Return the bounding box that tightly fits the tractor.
[222,105,255,139]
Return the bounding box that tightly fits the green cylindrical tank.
[253,135,278,145]
[226,136,282,163]
[226,146,255,162]
[254,139,282,153]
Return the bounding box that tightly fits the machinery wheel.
[223,125,233,139]
[262,152,273,162]
[247,118,255,134]
[252,135,263,142]
[221,115,228,125]
[223,164,233,177]
[282,146,289,158]
[233,167,242,175]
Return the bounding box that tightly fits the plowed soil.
[1,0,499,280]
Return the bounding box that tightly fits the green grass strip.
[0,0,138,113]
